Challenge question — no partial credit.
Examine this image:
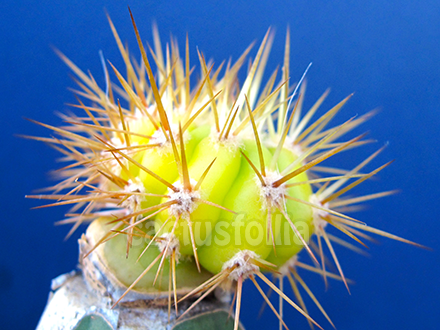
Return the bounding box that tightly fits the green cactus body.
[265,148,314,266]
[89,218,211,294]
[197,139,276,273]
[154,135,242,255]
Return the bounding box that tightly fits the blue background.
[1,1,439,329]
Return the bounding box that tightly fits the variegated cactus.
[29,9,423,330]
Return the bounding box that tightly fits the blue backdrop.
[1,1,439,329]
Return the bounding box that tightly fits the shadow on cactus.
[26,8,426,330]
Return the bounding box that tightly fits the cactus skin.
[29,9,424,330]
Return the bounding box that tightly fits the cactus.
[30,9,424,330]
